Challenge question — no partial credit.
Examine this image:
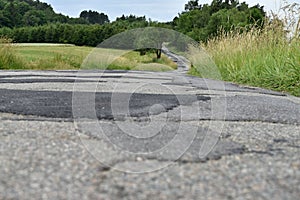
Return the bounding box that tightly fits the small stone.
[136,157,143,162]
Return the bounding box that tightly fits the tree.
[3,2,23,27]
[174,0,266,42]
[0,0,110,28]
[207,8,248,35]
[185,0,201,11]
[0,11,12,28]
[80,10,109,25]
[210,0,240,13]
[248,5,266,25]
[135,28,171,59]
[23,10,46,26]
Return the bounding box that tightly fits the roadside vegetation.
[190,2,300,97]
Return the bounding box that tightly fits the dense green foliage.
[173,0,265,41]
[0,19,151,46]
[79,10,109,24]
[0,0,109,27]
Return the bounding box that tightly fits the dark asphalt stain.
[0,89,210,119]
[0,79,105,84]
[55,70,130,74]
[0,75,171,81]
[0,75,123,79]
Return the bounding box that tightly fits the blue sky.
[43,0,297,22]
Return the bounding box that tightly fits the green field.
[0,43,177,71]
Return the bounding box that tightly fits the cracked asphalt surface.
[0,53,300,199]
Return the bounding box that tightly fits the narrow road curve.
[0,52,299,199]
[162,45,191,73]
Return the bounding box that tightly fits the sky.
[43,0,298,22]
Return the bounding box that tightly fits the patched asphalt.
[0,63,300,198]
[0,89,210,119]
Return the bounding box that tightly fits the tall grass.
[191,2,300,97]
[0,38,25,69]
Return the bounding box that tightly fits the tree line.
[0,0,267,47]
[0,17,153,46]
[0,0,109,27]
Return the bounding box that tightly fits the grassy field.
[15,45,92,70]
[0,42,177,71]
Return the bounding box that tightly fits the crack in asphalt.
[1,113,299,127]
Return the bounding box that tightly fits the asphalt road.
[0,55,300,199]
